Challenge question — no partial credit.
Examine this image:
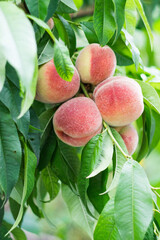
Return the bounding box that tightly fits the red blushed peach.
[53,97,102,147]
[36,60,80,104]
[75,43,116,85]
[116,124,138,155]
[93,76,144,126]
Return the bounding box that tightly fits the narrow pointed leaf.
[94,199,122,240]
[41,164,60,201]
[62,184,95,237]
[0,102,22,198]
[25,0,50,20]
[78,132,113,213]
[0,80,30,138]
[122,29,142,70]
[88,170,109,214]
[7,144,37,234]
[54,39,74,81]
[102,129,127,194]
[115,159,153,240]
[28,15,74,81]
[136,80,160,114]
[134,0,153,49]
[125,0,137,35]
[0,3,38,117]
[93,0,116,45]
[112,0,127,40]
[87,132,113,178]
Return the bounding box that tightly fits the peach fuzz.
[116,124,138,155]
[36,60,80,104]
[53,97,102,147]
[75,43,116,85]
[93,76,144,126]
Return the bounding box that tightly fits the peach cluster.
[36,43,144,154]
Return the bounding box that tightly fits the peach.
[93,76,144,126]
[53,97,102,147]
[75,43,116,85]
[116,124,138,155]
[47,18,54,30]
[36,60,80,104]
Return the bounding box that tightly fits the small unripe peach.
[93,76,144,126]
[116,124,138,155]
[75,43,116,85]
[47,18,54,30]
[36,60,80,104]
[53,97,102,147]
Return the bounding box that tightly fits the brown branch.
[70,5,94,19]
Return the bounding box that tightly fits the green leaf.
[54,39,75,81]
[0,102,22,198]
[112,35,133,66]
[145,106,160,153]
[28,15,74,81]
[103,128,127,194]
[62,184,95,237]
[93,0,116,45]
[122,29,142,70]
[9,198,21,223]
[58,140,81,181]
[0,2,38,118]
[0,223,12,240]
[52,148,71,185]
[73,0,83,9]
[39,108,55,149]
[10,168,24,205]
[77,132,113,213]
[115,159,153,240]
[41,164,60,201]
[0,79,30,138]
[56,0,77,13]
[38,39,54,65]
[136,80,160,114]
[38,130,57,171]
[0,54,6,92]
[112,0,127,40]
[88,170,109,214]
[56,15,76,56]
[94,199,122,240]
[81,22,99,44]
[46,0,59,21]
[125,0,137,35]
[144,221,155,240]
[27,14,55,40]
[25,0,50,20]
[7,144,37,234]
[134,0,153,49]
[2,221,27,240]
[87,132,113,178]
[28,108,41,161]
[0,198,4,225]
[136,112,149,162]
[52,147,78,188]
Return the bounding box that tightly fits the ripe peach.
[53,97,102,147]
[36,60,80,104]
[116,124,138,155]
[75,43,116,85]
[93,76,144,126]
[47,18,54,30]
